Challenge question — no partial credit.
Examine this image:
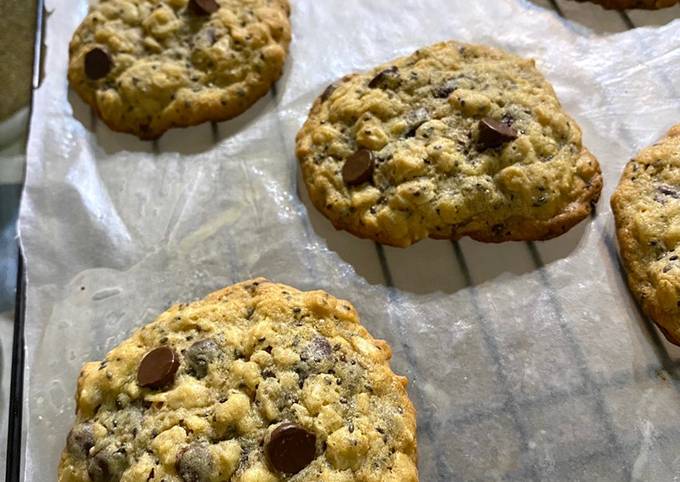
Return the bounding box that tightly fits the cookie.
[58,279,418,481]
[68,0,291,139]
[570,0,679,9]
[611,126,680,345]
[296,41,602,247]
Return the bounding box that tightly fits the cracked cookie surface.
[570,0,679,9]
[612,126,680,344]
[58,279,418,481]
[296,41,602,247]
[68,0,291,139]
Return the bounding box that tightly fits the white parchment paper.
[19,0,680,480]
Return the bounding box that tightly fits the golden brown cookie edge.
[611,125,680,345]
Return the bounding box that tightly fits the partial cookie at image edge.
[570,0,679,9]
[611,125,680,345]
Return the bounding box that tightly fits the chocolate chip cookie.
[570,0,679,9]
[58,279,418,481]
[611,126,680,345]
[68,0,291,139]
[296,41,602,247]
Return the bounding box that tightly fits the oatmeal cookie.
[296,41,602,247]
[58,279,418,481]
[68,0,291,139]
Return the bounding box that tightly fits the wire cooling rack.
[7,1,680,481]
[298,3,680,478]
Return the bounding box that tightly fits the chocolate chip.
[87,446,128,482]
[404,107,430,138]
[185,339,220,379]
[368,66,400,89]
[301,337,332,363]
[67,423,95,458]
[342,150,374,186]
[265,422,317,475]
[320,83,338,102]
[477,117,518,149]
[657,184,680,199]
[310,337,332,360]
[176,444,213,482]
[207,28,217,45]
[137,346,180,389]
[84,48,112,80]
[188,0,219,15]
[297,337,334,380]
[432,80,457,98]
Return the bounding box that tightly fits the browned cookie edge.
[570,0,679,10]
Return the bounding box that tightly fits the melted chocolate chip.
[477,117,518,149]
[432,80,457,99]
[87,447,128,482]
[137,346,180,389]
[202,28,217,46]
[320,83,338,102]
[342,150,374,186]
[67,423,95,458]
[404,107,430,138]
[176,444,214,482]
[84,48,112,80]
[309,337,332,361]
[188,0,219,15]
[185,339,220,379]
[368,66,400,89]
[301,337,332,364]
[266,423,317,475]
[657,184,680,199]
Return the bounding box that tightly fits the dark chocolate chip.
[84,48,112,80]
[188,0,219,15]
[477,117,518,149]
[404,107,430,138]
[432,80,457,99]
[265,422,317,475]
[320,83,338,102]
[137,346,180,389]
[342,150,374,186]
[185,339,220,379]
[301,337,332,363]
[176,444,214,482]
[67,423,95,458]
[368,66,400,89]
[87,446,128,482]
[657,184,680,199]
